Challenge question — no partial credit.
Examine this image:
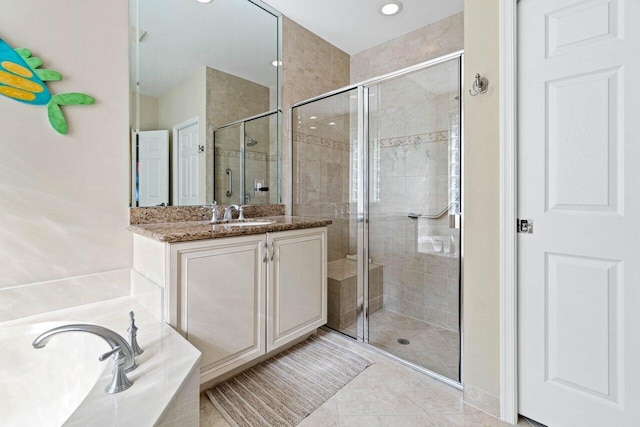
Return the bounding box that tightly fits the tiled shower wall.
[281,17,351,214]
[350,12,463,83]
[206,67,277,205]
[292,128,352,263]
[367,65,461,331]
[284,16,352,260]
[351,13,464,332]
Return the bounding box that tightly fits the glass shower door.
[291,87,360,339]
[365,58,462,381]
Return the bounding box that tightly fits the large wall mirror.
[130,0,281,207]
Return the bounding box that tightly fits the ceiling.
[261,0,464,55]
[137,0,278,98]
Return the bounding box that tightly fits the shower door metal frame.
[291,51,465,389]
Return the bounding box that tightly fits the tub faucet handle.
[128,311,144,356]
[99,346,133,394]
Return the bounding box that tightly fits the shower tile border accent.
[214,147,277,162]
[293,132,351,152]
[130,204,285,225]
[377,130,450,148]
[293,130,450,154]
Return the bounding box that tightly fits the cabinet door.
[267,227,327,352]
[172,236,266,383]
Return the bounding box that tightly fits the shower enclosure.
[213,111,278,205]
[292,53,462,384]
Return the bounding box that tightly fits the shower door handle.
[225,169,232,197]
[449,214,461,229]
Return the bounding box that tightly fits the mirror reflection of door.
[173,117,201,206]
[137,130,169,207]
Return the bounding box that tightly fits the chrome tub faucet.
[32,319,142,394]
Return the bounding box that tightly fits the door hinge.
[517,218,533,234]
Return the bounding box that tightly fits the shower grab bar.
[408,203,453,220]
[225,169,232,197]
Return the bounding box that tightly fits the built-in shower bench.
[327,258,383,331]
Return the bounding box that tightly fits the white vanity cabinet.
[163,227,327,384]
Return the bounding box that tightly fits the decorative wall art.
[0,38,95,135]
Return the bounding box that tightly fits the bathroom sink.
[222,220,275,227]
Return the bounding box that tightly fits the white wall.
[139,94,159,130]
[0,0,131,289]
[462,0,501,416]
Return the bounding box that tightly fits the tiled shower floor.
[342,309,460,382]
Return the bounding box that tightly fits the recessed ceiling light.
[380,1,403,16]
[271,60,282,67]
[329,122,336,126]
[196,0,213,3]
[310,126,317,130]
[310,116,317,120]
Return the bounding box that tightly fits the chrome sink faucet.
[33,324,137,373]
[223,204,244,221]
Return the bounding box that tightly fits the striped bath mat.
[206,335,373,427]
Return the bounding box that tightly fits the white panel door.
[173,118,200,206]
[267,228,327,352]
[518,0,640,425]
[137,130,169,207]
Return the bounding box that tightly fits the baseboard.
[463,383,500,419]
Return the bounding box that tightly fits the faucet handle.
[238,205,245,221]
[99,346,133,394]
[99,346,122,362]
[210,202,219,223]
[127,311,144,356]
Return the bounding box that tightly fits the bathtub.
[0,296,201,426]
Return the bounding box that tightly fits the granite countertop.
[128,215,332,243]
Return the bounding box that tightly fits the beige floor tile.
[199,393,231,427]
[378,415,440,426]
[334,386,429,417]
[310,395,339,417]
[339,415,385,426]
[430,411,510,426]
[297,414,340,427]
